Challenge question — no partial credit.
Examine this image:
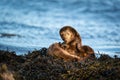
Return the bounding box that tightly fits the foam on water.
[0,0,120,56]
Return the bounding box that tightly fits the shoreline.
[1,43,120,57]
[0,49,120,80]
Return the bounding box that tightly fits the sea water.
[0,0,120,56]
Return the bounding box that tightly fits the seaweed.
[0,49,120,80]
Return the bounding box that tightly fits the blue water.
[0,0,120,56]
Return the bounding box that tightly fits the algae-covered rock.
[0,49,120,80]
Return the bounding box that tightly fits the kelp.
[0,49,120,80]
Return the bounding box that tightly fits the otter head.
[60,26,78,44]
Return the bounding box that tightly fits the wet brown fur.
[77,45,95,59]
[59,26,82,55]
[47,43,82,61]
[47,26,95,61]
[59,26,95,59]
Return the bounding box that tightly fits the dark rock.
[0,50,120,80]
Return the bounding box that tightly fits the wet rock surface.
[0,48,120,80]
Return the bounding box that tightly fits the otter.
[59,26,82,55]
[47,43,82,61]
[59,26,95,59]
[47,26,95,61]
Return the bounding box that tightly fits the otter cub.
[59,26,82,55]
[59,26,95,59]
